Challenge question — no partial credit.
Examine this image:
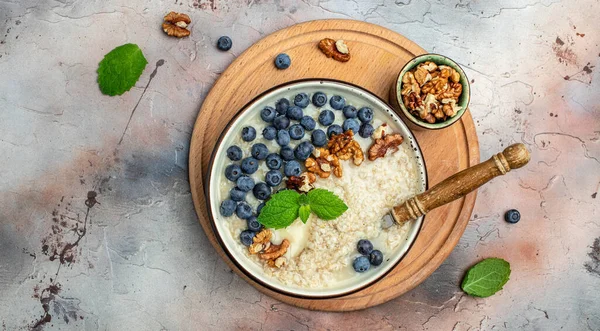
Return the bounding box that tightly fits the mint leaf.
[298,194,309,206]
[97,43,148,96]
[257,190,300,229]
[299,205,311,223]
[461,258,511,298]
[307,188,348,220]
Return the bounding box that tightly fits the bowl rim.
[204,78,429,299]
[394,53,471,130]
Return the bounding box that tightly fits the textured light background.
[0,0,598,330]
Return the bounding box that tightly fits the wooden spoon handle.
[392,143,530,224]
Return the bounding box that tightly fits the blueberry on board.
[240,157,259,174]
[240,230,255,246]
[266,153,283,170]
[504,209,520,223]
[288,124,305,140]
[275,98,290,115]
[284,160,302,177]
[294,141,314,161]
[342,118,361,134]
[357,239,373,255]
[312,92,327,107]
[241,126,256,142]
[217,36,232,51]
[311,129,327,147]
[353,256,371,273]
[286,106,303,121]
[256,202,265,215]
[251,143,269,160]
[220,199,236,217]
[358,107,374,123]
[261,106,277,122]
[294,93,310,108]
[247,216,262,232]
[236,175,255,192]
[342,105,357,119]
[262,126,277,140]
[236,202,253,219]
[300,116,316,131]
[274,53,291,69]
[226,145,243,161]
[276,129,291,146]
[329,95,345,110]
[273,115,290,130]
[358,123,374,138]
[327,124,343,138]
[265,170,283,187]
[253,182,271,200]
[318,109,335,126]
[230,187,246,202]
[369,250,383,266]
[280,146,294,161]
[225,164,242,182]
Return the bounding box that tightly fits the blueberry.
[247,216,262,232]
[262,126,277,140]
[236,175,255,192]
[225,164,242,182]
[241,126,256,141]
[311,129,327,147]
[274,53,291,69]
[240,157,259,174]
[256,202,265,215]
[343,118,361,134]
[300,116,316,131]
[358,107,374,123]
[230,187,246,202]
[504,209,520,224]
[312,92,327,107]
[240,230,255,246]
[330,95,345,110]
[273,115,290,130]
[286,106,303,121]
[251,143,269,160]
[261,106,276,122]
[342,105,357,119]
[294,141,314,161]
[294,93,310,108]
[275,98,290,115]
[280,146,294,161]
[358,123,374,138]
[357,239,373,255]
[327,124,343,137]
[265,170,283,187]
[369,250,383,266]
[253,182,271,200]
[236,202,253,219]
[276,129,290,146]
[266,153,282,170]
[288,124,305,140]
[353,256,371,273]
[318,110,335,126]
[217,36,232,51]
[284,160,302,177]
[220,199,236,217]
[226,145,243,161]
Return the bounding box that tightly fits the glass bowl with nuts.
[390,54,470,130]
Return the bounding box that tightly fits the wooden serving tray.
[189,19,479,311]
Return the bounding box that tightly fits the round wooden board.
[189,19,479,311]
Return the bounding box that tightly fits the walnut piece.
[368,133,404,161]
[318,38,350,62]
[247,229,289,269]
[253,229,272,244]
[328,130,364,166]
[335,40,349,54]
[162,12,191,38]
[305,148,342,179]
[259,239,290,261]
[286,173,316,192]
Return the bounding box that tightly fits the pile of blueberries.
[352,239,383,273]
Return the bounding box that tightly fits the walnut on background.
[162,12,191,38]
[318,38,351,62]
[368,133,404,161]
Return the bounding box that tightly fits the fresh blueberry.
[342,105,357,119]
[266,153,282,170]
[225,164,242,182]
[220,199,236,217]
[280,146,294,161]
[504,209,520,224]
[240,230,255,246]
[256,202,265,215]
[357,239,374,255]
[358,123,374,138]
[312,92,327,107]
[251,143,269,160]
[369,250,383,266]
[236,175,255,192]
[294,93,310,108]
[329,95,345,110]
[226,145,243,161]
[274,53,291,69]
[241,126,256,142]
[240,157,259,174]
[275,98,290,115]
[343,118,361,134]
[353,256,371,273]
[253,182,271,200]
[318,110,335,126]
[327,124,343,137]
[230,187,246,202]
[288,124,305,140]
[247,216,262,232]
[276,129,291,146]
[284,160,302,177]
[216,36,232,51]
[294,141,314,161]
[261,106,277,122]
[300,116,316,131]
[358,107,374,123]
[273,115,290,130]
[236,202,253,219]
[265,170,283,187]
[286,106,303,121]
[311,129,327,147]
[262,126,277,140]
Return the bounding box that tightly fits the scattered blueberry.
[236,202,253,219]
[274,53,291,69]
[359,123,374,138]
[220,199,236,217]
[300,116,316,131]
[275,98,290,115]
[236,175,255,192]
[266,153,282,170]
[312,92,327,107]
[504,209,520,224]
[289,124,305,140]
[284,160,302,177]
[216,36,232,51]
[342,105,357,119]
[357,239,373,255]
[262,126,277,140]
[353,256,371,273]
[240,230,255,246]
[343,118,361,134]
[241,126,256,141]
[329,95,345,110]
[251,143,269,160]
[318,109,335,126]
[225,164,242,182]
[247,216,262,232]
[286,106,303,121]
[280,146,294,161]
[311,129,327,147]
[294,93,310,108]
[226,145,243,161]
[229,187,246,202]
[294,141,314,161]
[265,170,283,187]
[257,202,265,215]
[273,115,290,130]
[240,157,259,174]
[369,250,383,266]
[253,182,271,200]
[261,106,277,122]
[276,129,291,146]
[358,107,374,123]
[327,124,343,137]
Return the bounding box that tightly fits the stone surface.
[0,0,598,330]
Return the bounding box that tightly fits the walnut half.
[318,38,351,62]
[368,133,404,161]
[162,12,191,38]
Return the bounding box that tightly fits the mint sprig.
[97,43,148,96]
[461,258,511,297]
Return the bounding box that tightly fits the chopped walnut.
[306,148,342,178]
[253,229,272,244]
[372,123,389,140]
[162,12,191,38]
[368,133,404,161]
[286,173,315,192]
[328,130,364,166]
[318,38,350,62]
[259,239,290,261]
[247,230,289,269]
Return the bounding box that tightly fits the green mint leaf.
[97,43,148,96]
[257,190,300,229]
[461,258,511,298]
[299,205,311,223]
[298,194,309,206]
[307,188,348,220]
